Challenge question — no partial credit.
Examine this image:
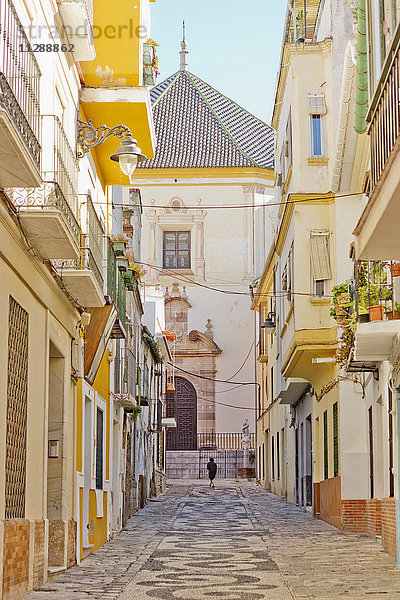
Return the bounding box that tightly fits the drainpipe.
[355,0,368,133]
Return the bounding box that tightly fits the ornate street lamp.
[77,119,147,181]
[261,312,276,330]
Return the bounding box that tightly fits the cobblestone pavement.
[26,481,400,600]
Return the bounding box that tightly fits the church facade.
[133,40,275,460]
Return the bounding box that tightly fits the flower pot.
[391,264,400,277]
[387,310,400,320]
[370,305,384,321]
[112,241,127,257]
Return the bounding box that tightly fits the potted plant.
[391,263,400,277]
[385,302,400,320]
[330,282,350,325]
[358,284,392,321]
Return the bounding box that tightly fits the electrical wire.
[169,362,260,387]
[225,340,255,381]
[88,190,363,210]
[140,260,334,299]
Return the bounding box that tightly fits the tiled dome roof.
[139,70,275,170]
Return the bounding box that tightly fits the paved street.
[26,481,400,600]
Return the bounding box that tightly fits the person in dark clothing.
[207,457,217,487]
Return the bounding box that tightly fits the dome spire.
[180,20,188,71]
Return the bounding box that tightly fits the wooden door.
[167,377,197,450]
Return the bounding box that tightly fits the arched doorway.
[167,376,197,450]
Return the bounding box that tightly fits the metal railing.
[0,0,41,168]
[54,246,104,291]
[6,182,81,250]
[42,114,79,215]
[368,24,400,189]
[355,260,399,321]
[86,192,104,278]
[197,432,256,451]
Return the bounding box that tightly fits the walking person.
[207,457,217,487]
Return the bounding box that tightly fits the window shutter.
[308,93,327,115]
[310,231,331,280]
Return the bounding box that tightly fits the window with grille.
[333,402,339,477]
[5,297,29,519]
[163,231,191,269]
[323,410,328,480]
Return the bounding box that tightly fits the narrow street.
[26,481,400,600]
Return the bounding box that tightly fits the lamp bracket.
[77,119,131,158]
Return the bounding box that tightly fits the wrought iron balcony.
[368,25,400,190]
[7,115,81,258]
[6,182,81,258]
[353,261,400,365]
[53,246,104,308]
[0,0,41,186]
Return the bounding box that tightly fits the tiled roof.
[138,70,275,170]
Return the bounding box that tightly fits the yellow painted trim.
[134,167,275,182]
[281,328,338,376]
[275,201,294,256]
[308,158,329,166]
[283,165,293,194]
[257,354,269,364]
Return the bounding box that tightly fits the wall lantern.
[77,119,147,181]
[261,312,276,330]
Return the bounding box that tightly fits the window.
[277,431,280,480]
[271,435,275,480]
[262,442,265,479]
[96,408,104,489]
[323,410,328,480]
[333,403,339,477]
[270,366,274,400]
[310,230,331,297]
[163,231,191,269]
[5,297,29,519]
[388,387,395,497]
[310,115,324,157]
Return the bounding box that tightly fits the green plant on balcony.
[335,312,357,369]
[385,302,400,320]
[125,249,147,283]
[330,282,350,322]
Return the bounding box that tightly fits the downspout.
[331,39,357,192]
[355,0,368,133]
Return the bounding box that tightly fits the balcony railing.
[42,114,79,214]
[197,432,256,451]
[54,246,104,291]
[355,260,399,321]
[6,182,81,250]
[86,192,104,278]
[368,24,400,189]
[0,0,41,167]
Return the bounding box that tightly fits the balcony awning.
[310,232,331,280]
[85,304,118,383]
[278,378,310,405]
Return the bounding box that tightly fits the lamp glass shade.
[118,154,138,177]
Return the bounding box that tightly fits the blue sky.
[150,0,287,125]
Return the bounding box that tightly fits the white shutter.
[310,231,331,280]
